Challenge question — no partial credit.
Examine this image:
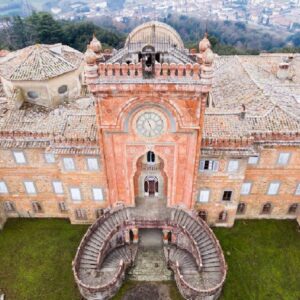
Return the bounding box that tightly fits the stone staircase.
[75,208,132,287]
[169,208,225,298]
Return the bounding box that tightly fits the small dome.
[203,48,214,65]
[199,33,211,53]
[84,47,97,64]
[90,35,102,53]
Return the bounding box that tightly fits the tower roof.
[0,44,83,81]
[125,21,185,51]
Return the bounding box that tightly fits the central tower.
[84,21,214,209]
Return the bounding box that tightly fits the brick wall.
[0,148,108,224]
[195,146,300,227]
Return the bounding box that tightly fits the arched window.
[147,151,155,163]
[288,203,298,214]
[262,203,272,214]
[58,85,68,94]
[237,203,246,215]
[198,210,207,222]
[27,91,38,100]
[218,211,227,222]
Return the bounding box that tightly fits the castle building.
[0,21,299,299]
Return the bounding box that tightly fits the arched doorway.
[133,151,168,205]
[144,176,159,197]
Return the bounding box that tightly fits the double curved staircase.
[73,205,227,300]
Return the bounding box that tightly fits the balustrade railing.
[97,62,201,80]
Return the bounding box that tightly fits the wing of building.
[0,21,299,300]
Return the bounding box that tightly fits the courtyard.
[0,218,299,300]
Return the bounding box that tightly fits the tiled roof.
[0,98,97,141]
[0,44,83,81]
[205,54,300,139]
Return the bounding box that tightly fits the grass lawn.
[0,218,299,300]
[0,218,87,300]
[214,220,300,300]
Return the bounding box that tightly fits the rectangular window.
[4,201,15,212]
[32,201,42,213]
[92,188,104,201]
[13,151,27,164]
[0,181,8,194]
[63,157,75,171]
[70,187,81,202]
[222,190,233,201]
[227,160,239,172]
[295,184,300,195]
[241,182,252,195]
[52,181,64,195]
[44,153,55,163]
[199,160,219,172]
[58,202,67,212]
[75,209,87,220]
[277,152,291,165]
[87,158,99,171]
[198,189,210,203]
[267,182,280,195]
[24,181,37,195]
[248,156,259,165]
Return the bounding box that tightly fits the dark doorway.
[144,176,158,197]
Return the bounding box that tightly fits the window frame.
[237,202,246,215]
[277,152,291,166]
[4,201,15,212]
[227,159,239,173]
[86,157,100,171]
[295,183,300,196]
[12,150,27,165]
[221,189,233,202]
[44,153,56,164]
[248,156,259,165]
[32,201,43,213]
[52,181,64,195]
[218,210,228,222]
[58,201,67,212]
[62,157,76,171]
[92,187,104,201]
[69,187,82,202]
[75,208,87,220]
[199,159,219,172]
[261,202,272,215]
[267,181,281,196]
[23,180,37,195]
[240,182,252,195]
[0,181,9,194]
[198,189,211,203]
[288,203,298,215]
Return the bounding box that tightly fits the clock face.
[136,112,164,137]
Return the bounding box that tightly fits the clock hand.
[147,120,152,129]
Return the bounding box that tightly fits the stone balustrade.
[95,62,203,81]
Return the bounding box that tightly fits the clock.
[136,112,164,137]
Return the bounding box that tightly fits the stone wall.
[0,148,108,224]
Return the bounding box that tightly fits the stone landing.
[128,229,173,281]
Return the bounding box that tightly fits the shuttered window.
[199,160,219,172]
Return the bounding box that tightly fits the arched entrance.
[144,176,159,197]
[134,151,167,205]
